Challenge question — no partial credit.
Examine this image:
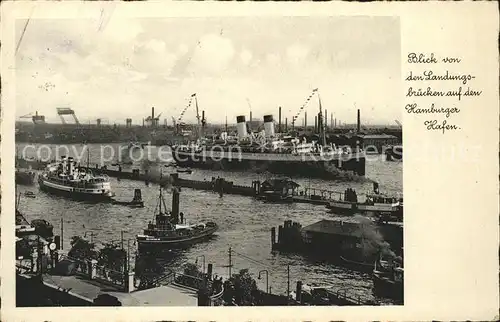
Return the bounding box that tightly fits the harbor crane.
[19,111,46,124]
[176,93,200,126]
[56,107,80,125]
[176,93,203,137]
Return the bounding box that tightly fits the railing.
[55,254,126,290]
[93,264,125,288]
[173,273,206,290]
[333,289,368,305]
[173,273,225,306]
[59,254,90,277]
[293,187,345,201]
[209,286,224,306]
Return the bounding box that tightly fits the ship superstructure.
[38,156,114,201]
[171,90,366,178]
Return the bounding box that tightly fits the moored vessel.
[136,182,218,251]
[38,156,114,201]
[112,188,145,208]
[171,90,366,179]
[327,183,402,219]
[372,253,404,303]
[256,178,299,203]
[16,169,36,185]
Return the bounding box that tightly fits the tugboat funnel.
[236,115,247,139]
[264,115,275,137]
[172,188,180,220]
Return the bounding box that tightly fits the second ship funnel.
[236,115,247,139]
[264,115,275,137]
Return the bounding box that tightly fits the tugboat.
[136,182,218,250]
[372,252,404,303]
[38,155,114,201]
[327,182,402,219]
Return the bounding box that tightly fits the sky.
[15,16,401,126]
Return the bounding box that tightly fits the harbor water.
[16,143,402,304]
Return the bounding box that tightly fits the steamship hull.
[137,226,218,250]
[171,151,366,178]
[327,201,403,216]
[38,178,114,202]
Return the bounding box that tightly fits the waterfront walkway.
[17,271,198,306]
[43,274,198,306]
[16,254,198,306]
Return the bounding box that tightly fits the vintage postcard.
[1,1,498,321]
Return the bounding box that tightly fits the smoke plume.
[353,214,396,259]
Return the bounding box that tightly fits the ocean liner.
[171,91,366,178]
[38,156,114,201]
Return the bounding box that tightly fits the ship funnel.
[172,188,180,223]
[61,156,67,169]
[263,115,275,137]
[67,157,75,175]
[236,115,247,139]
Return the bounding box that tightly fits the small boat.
[176,168,192,174]
[136,183,218,250]
[15,209,54,240]
[256,178,299,203]
[372,254,404,303]
[339,255,376,274]
[16,169,36,185]
[24,191,36,198]
[112,189,145,208]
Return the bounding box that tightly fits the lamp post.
[196,255,206,273]
[258,270,269,293]
[126,239,136,273]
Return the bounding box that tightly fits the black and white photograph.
[13,14,404,307]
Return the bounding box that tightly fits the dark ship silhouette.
[136,183,217,251]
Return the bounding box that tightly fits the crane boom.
[292,88,318,126]
[177,93,197,123]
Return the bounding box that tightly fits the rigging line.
[16,8,34,55]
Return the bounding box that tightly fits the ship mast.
[318,93,327,147]
[156,169,168,216]
[158,170,163,214]
[86,145,90,170]
[194,94,201,140]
